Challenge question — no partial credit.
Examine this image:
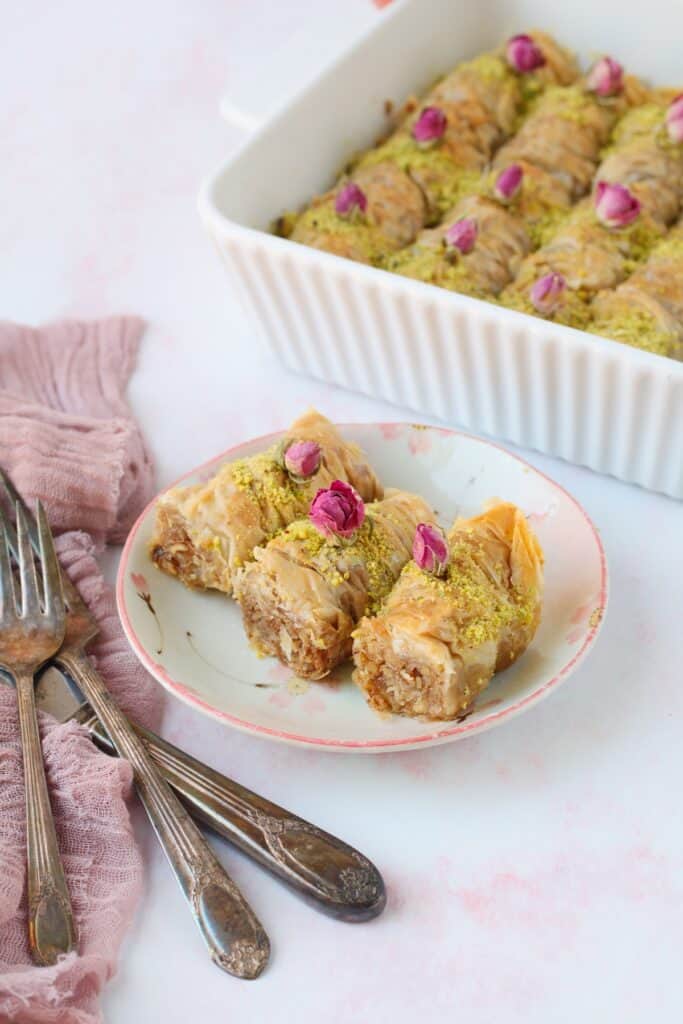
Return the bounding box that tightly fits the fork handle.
[71,704,385,921]
[15,670,76,965]
[56,650,269,979]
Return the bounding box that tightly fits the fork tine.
[0,468,40,555]
[16,505,41,618]
[0,468,87,616]
[36,502,65,624]
[0,516,17,625]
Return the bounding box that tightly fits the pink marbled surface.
[3,1,683,1020]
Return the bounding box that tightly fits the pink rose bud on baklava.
[530,272,566,314]
[444,217,478,255]
[586,56,624,97]
[309,480,365,539]
[413,523,449,577]
[283,440,322,481]
[494,164,523,202]
[666,95,683,143]
[412,106,447,145]
[335,182,368,218]
[506,34,546,73]
[594,180,641,227]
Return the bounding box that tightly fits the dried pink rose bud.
[309,480,365,539]
[594,180,641,227]
[586,56,624,97]
[335,182,367,218]
[412,106,447,145]
[506,34,546,73]
[413,523,449,577]
[444,217,478,255]
[530,272,566,315]
[494,164,523,202]
[666,94,683,144]
[283,440,321,481]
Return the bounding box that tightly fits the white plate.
[116,423,608,753]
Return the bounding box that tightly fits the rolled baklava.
[591,218,683,357]
[149,410,382,596]
[500,193,665,329]
[389,60,638,296]
[233,487,433,680]
[500,97,680,326]
[491,78,634,201]
[595,102,683,226]
[288,32,577,261]
[385,193,532,298]
[352,503,544,721]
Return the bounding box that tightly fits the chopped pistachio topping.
[592,308,680,357]
[281,506,405,614]
[400,537,535,649]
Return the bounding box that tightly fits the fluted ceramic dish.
[117,423,607,753]
[199,0,683,499]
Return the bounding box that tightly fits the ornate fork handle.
[62,651,385,920]
[15,670,76,965]
[57,650,269,979]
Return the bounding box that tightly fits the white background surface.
[3,2,683,1021]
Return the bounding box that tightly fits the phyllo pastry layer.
[233,489,433,680]
[352,503,544,721]
[149,410,382,596]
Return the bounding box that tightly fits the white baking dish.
[199,0,683,499]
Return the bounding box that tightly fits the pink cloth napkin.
[0,317,159,1023]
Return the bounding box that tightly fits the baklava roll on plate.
[233,486,433,680]
[149,410,382,596]
[353,503,544,721]
[592,219,683,358]
[385,193,532,298]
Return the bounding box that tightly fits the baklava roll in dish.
[149,410,382,596]
[499,94,680,327]
[492,71,634,202]
[359,32,578,221]
[286,33,577,260]
[500,187,666,330]
[352,503,544,721]
[385,192,532,298]
[233,486,433,680]
[594,100,683,226]
[288,163,429,264]
[591,219,683,358]
[387,56,638,297]
[488,59,641,242]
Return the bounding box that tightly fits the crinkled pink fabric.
[0,317,153,546]
[0,318,159,1023]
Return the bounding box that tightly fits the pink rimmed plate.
[116,423,608,753]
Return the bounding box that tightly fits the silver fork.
[0,495,270,979]
[0,468,385,923]
[0,503,76,965]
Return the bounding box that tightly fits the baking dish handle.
[218,1,394,135]
[219,97,265,135]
